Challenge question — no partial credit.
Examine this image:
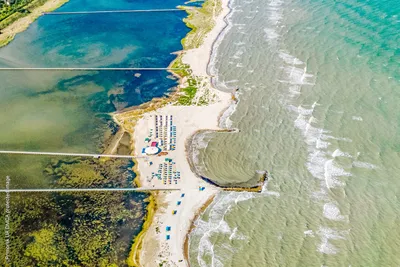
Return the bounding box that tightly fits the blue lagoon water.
[0,0,190,188]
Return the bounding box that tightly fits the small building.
[151,141,158,147]
[144,146,161,155]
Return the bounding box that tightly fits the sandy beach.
[129,0,232,265]
[0,0,69,47]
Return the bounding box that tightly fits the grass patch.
[177,78,198,105]
[0,0,51,29]
[179,0,222,50]
[170,54,191,78]
[0,0,69,48]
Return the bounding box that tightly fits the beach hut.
[145,146,161,155]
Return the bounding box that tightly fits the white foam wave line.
[190,130,214,174]
[194,186,282,265]
[311,187,329,201]
[224,79,239,84]
[208,0,236,80]
[352,160,377,169]
[317,227,348,255]
[281,52,357,191]
[279,52,304,65]
[219,97,238,129]
[261,180,281,196]
[195,192,254,266]
[324,157,350,189]
[304,229,315,237]
[262,0,284,43]
[291,102,355,190]
[332,149,352,158]
[207,0,241,131]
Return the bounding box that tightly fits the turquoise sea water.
[0,0,189,188]
[190,0,400,266]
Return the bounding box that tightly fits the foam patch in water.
[317,227,347,255]
[352,161,377,169]
[324,159,350,189]
[352,116,363,121]
[323,203,347,221]
[193,192,254,267]
[332,149,352,158]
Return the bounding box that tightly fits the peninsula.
[113,0,232,265]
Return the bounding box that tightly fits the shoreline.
[114,0,234,265]
[183,195,216,265]
[0,0,69,47]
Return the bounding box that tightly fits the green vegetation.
[0,0,69,47]
[177,78,198,105]
[171,0,223,106]
[170,54,191,78]
[180,0,222,50]
[0,0,44,29]
[0,158,148,266]
[169,54,199,106]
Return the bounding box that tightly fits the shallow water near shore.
[190,0,400,266]
[0,0,189,264]
[0,0,190,186]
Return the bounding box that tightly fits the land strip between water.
[112,0,237,266]
[0,0,70,47]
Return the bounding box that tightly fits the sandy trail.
[133,0,232,265]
